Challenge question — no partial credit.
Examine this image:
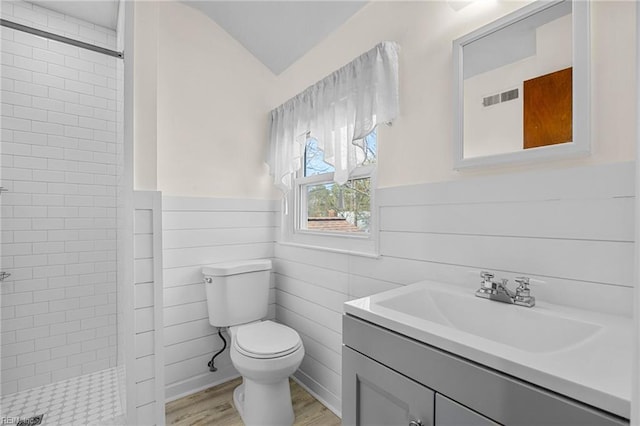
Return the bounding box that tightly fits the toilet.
[202,259,304,426]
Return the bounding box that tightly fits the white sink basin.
[344,280,632,418]
[376,286,601,353]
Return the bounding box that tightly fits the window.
[289,129,377,251]
[299,130,376,234]
[267,42,398,256]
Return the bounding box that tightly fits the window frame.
[281,140,379,257]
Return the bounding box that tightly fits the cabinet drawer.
[436,394,500,426]
[343,346,434,426]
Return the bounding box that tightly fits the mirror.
[453,0,590,169]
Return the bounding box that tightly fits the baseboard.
[292,370,341,418]
[165,364,239,403]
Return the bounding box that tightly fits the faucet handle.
[480,271,494,281]
[515,276,535,307]
[515,276,530,289]
[479,271,497,292]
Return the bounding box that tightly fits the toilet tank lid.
[202,259,272,277]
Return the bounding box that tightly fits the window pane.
[305,177,371,233]
[356,128,377,166]
[304,128,378,177]
[304,137,335,177]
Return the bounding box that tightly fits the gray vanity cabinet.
[343,346,435,426]
[343,345,498,426]
[342,314,628,426]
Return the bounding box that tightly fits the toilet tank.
[202,259,272,327]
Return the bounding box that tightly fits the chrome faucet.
[475,271,535,307]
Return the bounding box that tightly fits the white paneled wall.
[1,1,120,394]
[161,196,277,400]
[274,162,636,415]
[133,192,164,425]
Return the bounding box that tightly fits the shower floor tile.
[1,367,124,426]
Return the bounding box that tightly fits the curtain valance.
[266,41,400,192]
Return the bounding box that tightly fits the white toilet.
[202,259,304,426]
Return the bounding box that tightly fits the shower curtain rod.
[1,19,123,59]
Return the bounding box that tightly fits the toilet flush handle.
[204,277,212,283]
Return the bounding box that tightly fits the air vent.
[482,94,501,107]
[483,88,519,107]
[501,88,519,102]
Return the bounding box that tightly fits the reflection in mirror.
[453,0,590,169]
[464,1,571,158]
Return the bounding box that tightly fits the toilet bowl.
[229,320,304,426]
[202,260,305,425]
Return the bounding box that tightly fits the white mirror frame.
[453,0,590,170]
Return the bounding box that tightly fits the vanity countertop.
[344,280,633,419]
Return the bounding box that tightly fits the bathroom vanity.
[342,281,631,426]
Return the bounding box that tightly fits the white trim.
[291,371,342,418]
[296,229,372,240]
[631,1,640,423]
[296,164,376,187]
[452,0,590,169]
[278,241,380,259]
[165,372,242,404]
[122,1,136,424]
[164,365,240,402]
[152,192,166,425]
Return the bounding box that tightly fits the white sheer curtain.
[267,41,400,192]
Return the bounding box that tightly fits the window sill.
[277,240,380,259]
[295,229,372,240]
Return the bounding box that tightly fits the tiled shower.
[1,1,126,424]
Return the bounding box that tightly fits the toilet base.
[232,377,295,426]
[232,383,245,419]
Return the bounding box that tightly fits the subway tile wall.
[1,1,121,394]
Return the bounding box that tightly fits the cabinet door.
[343,346,434,426]
[435,394,501,426]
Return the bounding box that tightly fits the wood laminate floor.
[166,377,341,426]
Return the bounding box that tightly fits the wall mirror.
[453,0,590,169]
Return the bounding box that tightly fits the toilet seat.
[234,321,302,359]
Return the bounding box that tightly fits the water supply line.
[208,328,227,372]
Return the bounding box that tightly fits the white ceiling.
[30,0,120,30]
[184,1,367,75]
[28,0,366,75]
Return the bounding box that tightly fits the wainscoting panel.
[379,232,632,285]
[161,196,278,401]
[274,162,636,417]
[133,191,165,425]
[380,198,634,241]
